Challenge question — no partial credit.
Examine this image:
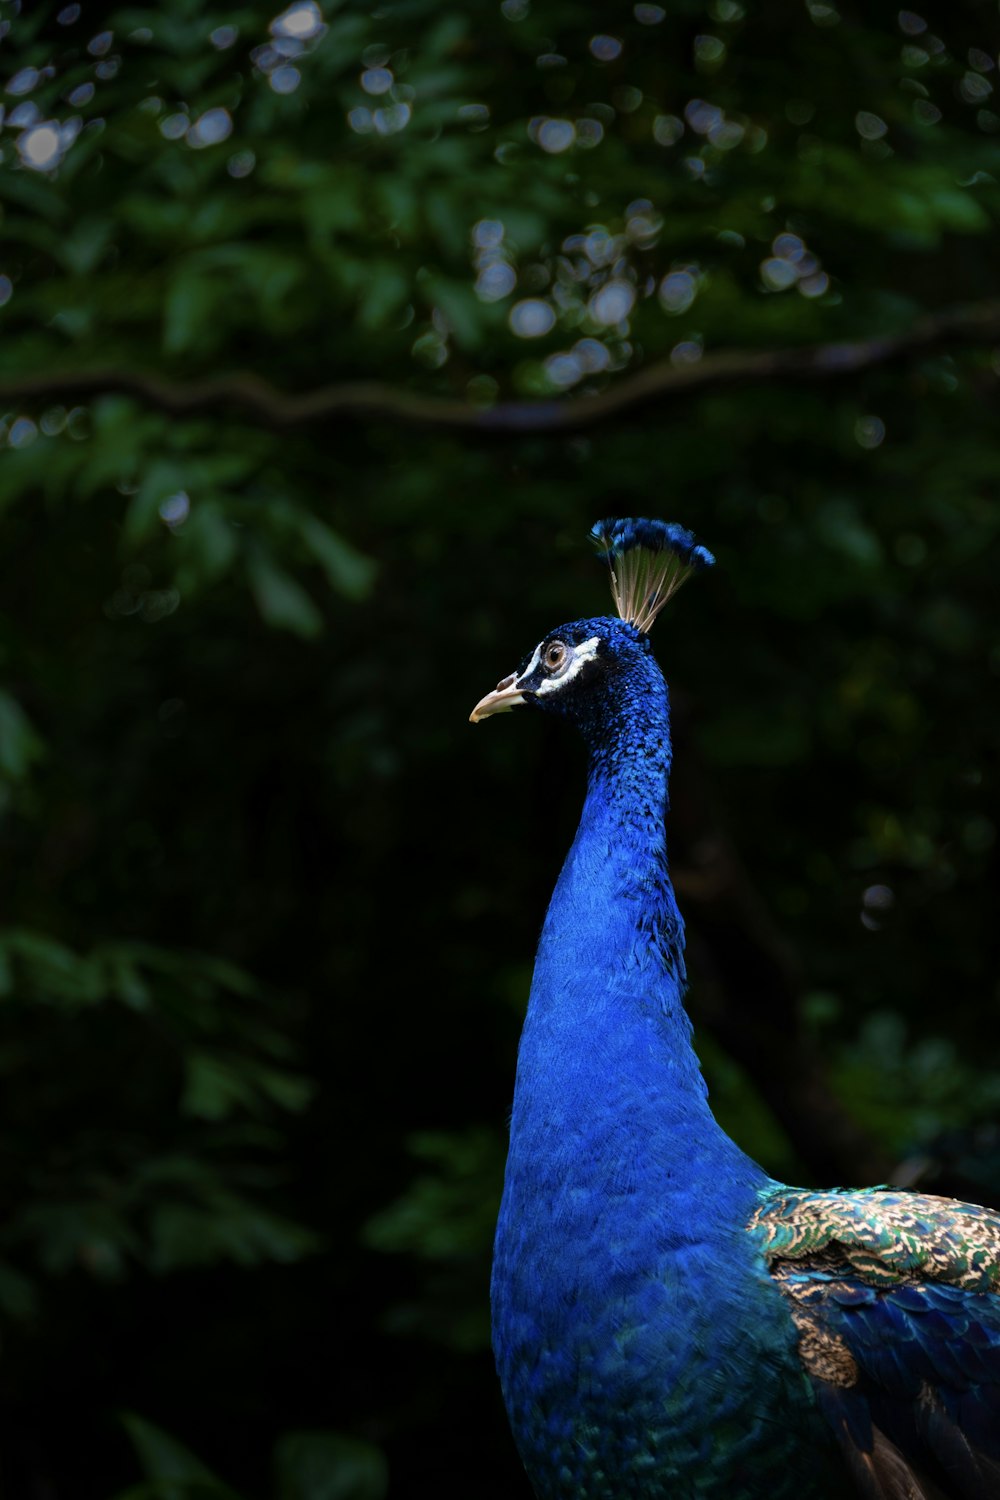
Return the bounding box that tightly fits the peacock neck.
[510,662,762,1200]
[492,640,776,1498]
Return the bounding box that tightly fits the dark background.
[1,1,999,1495]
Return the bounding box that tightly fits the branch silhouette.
[2,300,997,436]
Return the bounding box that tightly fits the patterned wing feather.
[751,1187,1000,1500]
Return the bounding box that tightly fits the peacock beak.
[469,672,529,723]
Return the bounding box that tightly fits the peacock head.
[469,518,714,727]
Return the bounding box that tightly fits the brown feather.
[836,1420,948,1500]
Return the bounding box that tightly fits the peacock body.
[471,520,1000,1500]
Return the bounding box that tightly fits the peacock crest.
[590,516,715,634]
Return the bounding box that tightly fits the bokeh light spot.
[575,338,610,372]
[694,35,726,65]
[798,271,830,297]
[476,263,517,302]
[509,300,556,337]
[373,103,410,135]
[959,72,993,105]
[670,339,703,364]
[17,124,63,171]
[685,99,723,134]
[227,149,256,178]
[761,257,799,291]
[361,68,394,95]
[160,113,189,141]
[8,417,38,448]
[659,270,697,314]
[9,103,41,129]
[855,415,886,449]
[588,281,635,326]
[187,108,233,148]
[159,492,191,529]
[855,110,888,139]
[458,104,490,127]
[6,68,39,97]
[466,374,499,406]
[40,406,66,435]
[773,233,805,262]
[613,86,643,112]
[270,66,302,94]
[473,219,505,250]
[537,118,576,153]
[653,114,684,146]
[545,352,584,387]
[271,2,325,41]
[576,118,604,148]
[589,35,623,62]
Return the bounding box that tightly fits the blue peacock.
[470,518,1000,1500]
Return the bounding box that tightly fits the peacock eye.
[544,641,567,672]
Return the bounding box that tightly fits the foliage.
[114,1414,387,1500]
[1,0,998,1495]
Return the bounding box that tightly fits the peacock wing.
[749,1186,1000,1500]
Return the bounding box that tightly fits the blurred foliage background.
[1,0,999,1495]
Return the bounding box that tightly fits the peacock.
[470,518,1000,1500]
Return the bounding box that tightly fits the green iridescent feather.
[750,1185,1000,1497]
[751,1186,1000,1293]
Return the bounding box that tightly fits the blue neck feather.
[492,618,780,1495]
[505,620,759,1202]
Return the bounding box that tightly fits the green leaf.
[0,1258,38,1321]
[926,187,990,234]
[106,952,152,1010]
[181,1053,257,1121]
[148,1199,319,1272]
[174,505,240,591]
[59,215,114,275]
[0,691,44,783]
[119,1414,241,1500]
[3,929,105,1005]
[358,263,411,331]
[126,461,187,547]
[296,516,377,601]
[248,554,323,638]
[273,1433,389,1500]
[254,1064,315,1113]
[425,275,482,349]
[817,498,883,568]
[163,273,218,355]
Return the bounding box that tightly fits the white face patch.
[528,635,601,697]
[517,641,544,683]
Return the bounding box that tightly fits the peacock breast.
[492,1178,847,1499]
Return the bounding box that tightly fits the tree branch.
[2,301,998,436]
